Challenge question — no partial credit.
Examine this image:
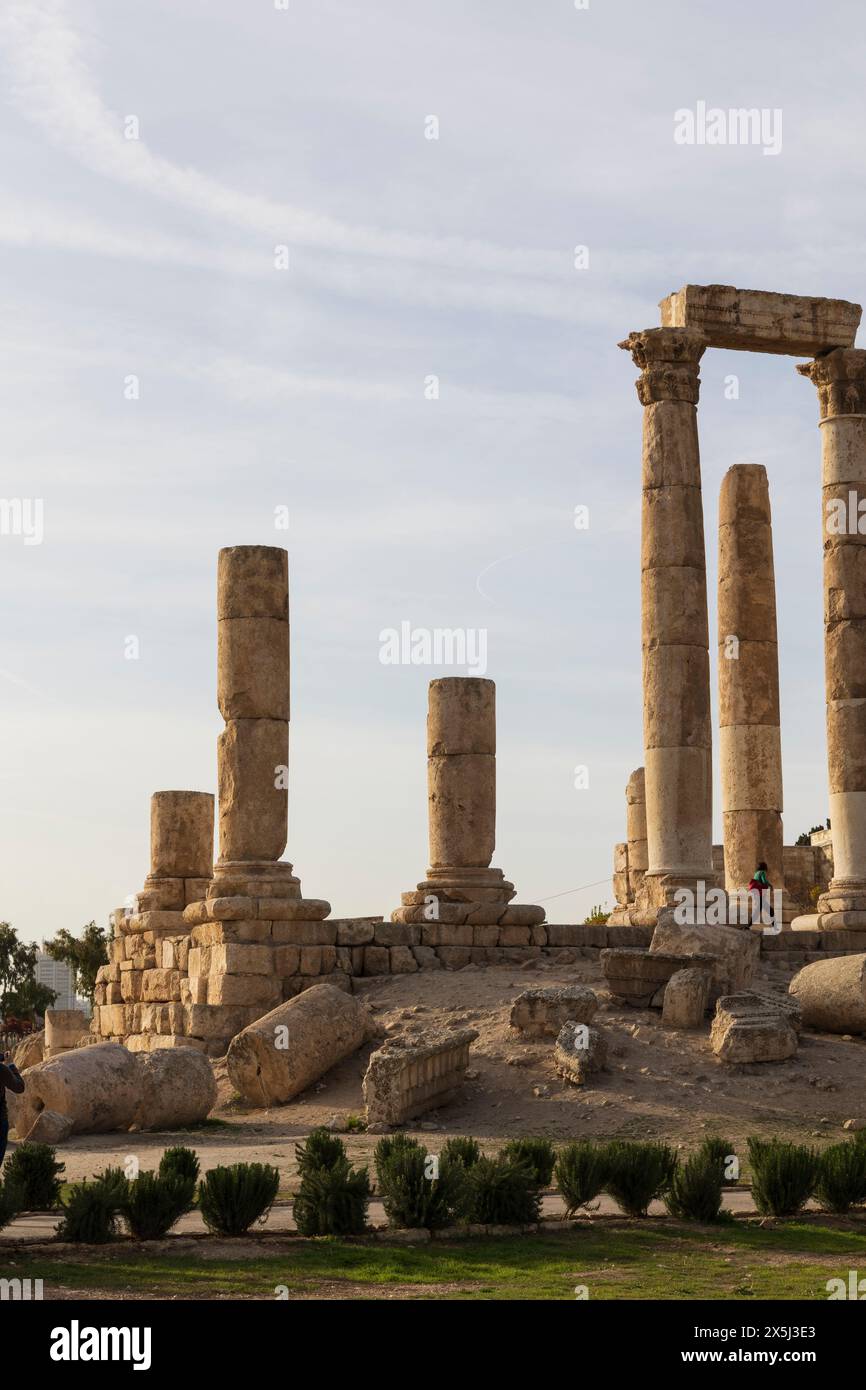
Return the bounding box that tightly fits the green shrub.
[293,1158,371,1236]
[502,1139,556,1189]
[555,1141,611,1216]
[198,1163,280,1236]
[121,1171,192,1240]
[2,1142,64,1210]
[93,1166,130,1208]
[441,1136,481,1170]
[373,1133,420,1184]
[748,1138,819,1218]
[666,1138,733,1223]
[604,1141,677,1218]
[467,1157,541,1226]
[376,1146,467,1230]
[0,1179,20,1232]
[295,1129,346,1178]
[56,1180,120,1244]
[814,1141,866,1214]
[159,1146,200,1188]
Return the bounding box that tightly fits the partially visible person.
[748,861,775,929]
[0,1051,25,1168]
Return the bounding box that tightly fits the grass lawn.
[8,1218,866,1300]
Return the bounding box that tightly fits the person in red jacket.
[0,1053,25,1168]
[748,861,775,929]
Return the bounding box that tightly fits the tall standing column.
[717,465,784,895]
[216,545,290,880]
[798,349,866,928]
[619,327,717,914]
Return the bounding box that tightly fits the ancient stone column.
[392,677,544,930]
[717,465,784,896]
[216,545,290,878]
[427,677,496,873]
[798,349,866,928]
[625,767,648,902]
[618,327,716,913]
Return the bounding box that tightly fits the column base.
[815,880,866,929]
[391,865,544,927]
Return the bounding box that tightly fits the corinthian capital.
[618,327,706,406]
[797,347,866,420]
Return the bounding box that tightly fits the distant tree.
[796,823,829,846]
[583,903,610,925]
[0,922,57,1021]
[44,921,110,1006]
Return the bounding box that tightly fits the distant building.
[35,951,90,1017]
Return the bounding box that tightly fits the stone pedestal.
[798,350,866,928]
[718,465,784,896]
[92,790,214,1050]
[392,678,544,940]
[619,327,718,920]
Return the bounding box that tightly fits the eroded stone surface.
[510,985,598,1037]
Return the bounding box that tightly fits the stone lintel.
[660,284,861,357]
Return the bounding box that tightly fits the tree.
[44,921,110,1005]
[0,922,57,1021]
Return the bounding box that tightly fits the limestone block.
[649,914,760,997]
[218,544,288,621]
[389,946,419,974]
[659,284,861,356]
[554,1022,608,1085]
[273,945,301,976]
[789,954,866,1032]
[427,754,495,868]
[601,947,713,1007]
[363,1027,477,1124]
[270,921,337,946]
[510,985,598,1037]
[218,616,289,721]
[719,724,783,810]
[24,1109,74,1144]
[8,1043,140,1136]
[120,972,143,1004]
[207,974,282,1008]
[710,993,800,1063]
[412,945,442,970]
[363,946,391,975]
[44,1009,88,1058]
[184,877,212,906]
[141,969,182,1002]
[13,1029,44,1070]
[208,942,273,975]
[335,919,376,946]
[641,565,710,648]
[217,719,288,862]
[263,898,330,921]
[374,922,420,946]
[227,982,373,1104]
[642,644,712,749]
[133,1045,217,1129]
[662,967,711,1029]
[150,791,214,880]
[184,1004,259,1041]
[427,677,495,756]
[436,946,473,969]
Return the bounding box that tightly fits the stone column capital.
[618,327,706,406]
[797,347,866,419]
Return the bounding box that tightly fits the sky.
[0,0,861,943]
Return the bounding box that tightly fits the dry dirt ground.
[31,955,866,1186]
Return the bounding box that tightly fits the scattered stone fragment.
[662,967,711,1030]
[789,955,866,1034]
[554,1022,608,1086]
[509,985,598,1038]
[710,993,800,1065]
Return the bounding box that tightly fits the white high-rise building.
[35,951,89,1015]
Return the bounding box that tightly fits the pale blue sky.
[0,0,860,941]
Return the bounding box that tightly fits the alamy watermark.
[379,622,488,676]
[673,881,782,932]
[674,102,782,157]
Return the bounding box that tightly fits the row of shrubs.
[0,1144,281,1243]
[292,1129,866,1235]
[2,1130,865,1242]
